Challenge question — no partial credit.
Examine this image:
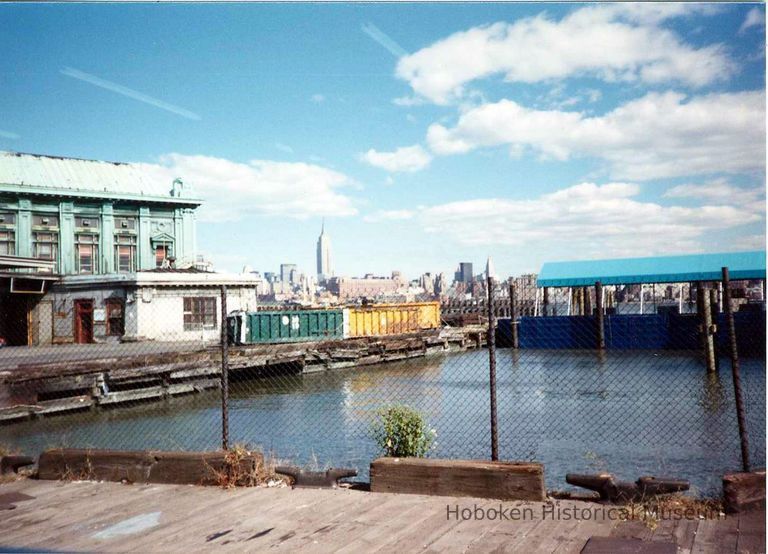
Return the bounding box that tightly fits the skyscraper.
[316,219,332,283]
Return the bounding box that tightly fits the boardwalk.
[0,479,764,553]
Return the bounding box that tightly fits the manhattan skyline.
[1,3,765,278]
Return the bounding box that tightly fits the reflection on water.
[1,349,764,495]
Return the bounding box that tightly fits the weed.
[370,404,435,458]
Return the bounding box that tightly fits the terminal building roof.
[537,251,766,287]
[0,151,201,206]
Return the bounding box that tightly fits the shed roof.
[0,151,201,206]
[537,251,766,287]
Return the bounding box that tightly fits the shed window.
[183,297,217,331]
[114,235,137,273]
[106,299,124,336]
[76,234,99,274]
[33,232,58,264]
[155,243,172,268]
[0,230,15,255]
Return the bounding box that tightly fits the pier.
[0,479,763,553]
[0,326,486,423]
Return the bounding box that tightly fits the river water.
[2,349,764,495]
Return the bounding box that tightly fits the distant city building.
[326,275,402,301]
[454,262,473,284]
[280,263,297,284]
[316,220,332,283]
[485,256,497,281]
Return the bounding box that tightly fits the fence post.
[509,281,519,349]
[487,276,498,461]
[595,281,605,350]
[220,285,230,451]
[721,267,751,472]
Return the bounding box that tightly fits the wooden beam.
[370,457,545,501]
[723,471,766,513]
[37,448,264,486]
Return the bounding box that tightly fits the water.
[2,349,764,496]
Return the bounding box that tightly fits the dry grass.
[207,444,289,489]
[624,494,725,530]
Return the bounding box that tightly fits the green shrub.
[370,405,435,458]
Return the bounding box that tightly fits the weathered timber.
[369,457,545,501]
[581,536,677,553]
[723,471,766,513]
[595,281,605,350]
[37,448,263,486]
[1,326,483,423]
[697,285,717,374]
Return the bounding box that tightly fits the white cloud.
[663,179,765,213]
[0,129,19,140]
[427,90,765,180]
[414,181,763,257]
[311,94,325,103]
[137,154,357,222]
[361,144,432,173]
[363,209,416,223]
[739,7,765,34]
[396,5,732,105]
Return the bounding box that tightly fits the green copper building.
[0,151,201,274]
[0,151,259,346]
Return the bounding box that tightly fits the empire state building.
[316,220,332,283]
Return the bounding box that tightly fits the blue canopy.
[537,251,766,287]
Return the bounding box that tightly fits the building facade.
[0,151,258,346]
[316,221,332,283]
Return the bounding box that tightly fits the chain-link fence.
[1,273,764,496]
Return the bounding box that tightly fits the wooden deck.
[0,479,764,553]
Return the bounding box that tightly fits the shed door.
[74,299,94,344]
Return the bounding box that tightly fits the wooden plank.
[736,511,766,554]
[370,457,545,501]
[581,536,676,553]
[723,471,766,514]
[37,448,264,485]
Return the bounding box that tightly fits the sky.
[0,2,765,280]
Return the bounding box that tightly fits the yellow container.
[346,301,441,337]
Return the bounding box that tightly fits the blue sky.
[1,3,765,279]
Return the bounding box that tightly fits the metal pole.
[595,281,605,350]
[722,267,751,472]
[487,276,498,461]
[220,285,230,451]
[509,281,518,349]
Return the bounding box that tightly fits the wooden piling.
[584,287,592,316]
[509,282,519,349]
[595,281,605,350]
[697,285,716,374]
[543,287,549,317]
[709,288,720,371]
